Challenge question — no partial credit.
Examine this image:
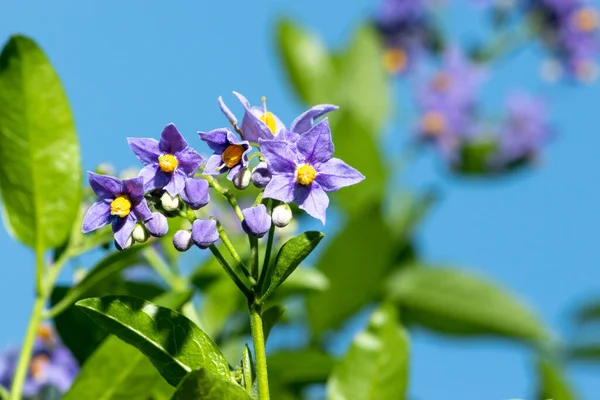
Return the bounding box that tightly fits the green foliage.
[76,295,231,387]
[269,266,329,300]
[536,359,577,400]
[261,305,285,341]
[327,303,410,400]
[0,35,81,251]
[386,267,550,343]
[261,231,324,299]
[268,350,335,387]
[239,344,255,394]
[170,369,251,400]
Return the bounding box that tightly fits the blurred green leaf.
[387,267,550,343]
[64,291,192,400]
[276,19,336,105]
[536,359,577,400]
[171,369,250,400]
[269,267,329,302]
[567,344,600,362]
[572,298,600,324]
[327,303,409,400]
[0,35,81,250]
[268,349,335,387]
[262,231,324,300]
[240,344,254,394]
[262,305,285,342]
[76,295,231,387]
[308,206,395,334]
[149,378,176,400]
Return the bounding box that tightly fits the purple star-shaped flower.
[82,172,152,248]
[127,123,204,196]
[199,128,252,180]
[259,119,365,224]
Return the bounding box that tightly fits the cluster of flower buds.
[82,92,364,251]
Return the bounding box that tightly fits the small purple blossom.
[173,230,193,252]
[180,178,210,210]
[82,173,152,249]
[199,128,251,180]
[192,219,219,249]
[242,205,272,238]
[260,119,365,224]
[145,212,169,237]
[128,123,204,196]
[251,162,272,188]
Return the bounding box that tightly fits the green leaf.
[262,231,324,299]
[76,295,232,387]
[536,359,577,400]
[262,305,285,342]
[307,207,395,334]
[572,297,600,324]
[567,344,600,362]
[268,350,335,387]
[327,303,409,400]
[386,267,550,343]
[170,369,251,400]
[0,35,81,250]
[64,291,192,400]
[149,378,176,400]
[240,344,254,394]
[272,267,329,299]
[276,19,336,105]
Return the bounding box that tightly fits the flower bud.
[132,223,150,243]
[160,192,180,212]
[146,212,169,237]
[242,204,271,238]
[251,162,271,188]
[115,235,133,251]
[192,219,219,249]
[272,204,292,228]
[181,178,210,210]
[232,168,251,190]
[173,230,193,252]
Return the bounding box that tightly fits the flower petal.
[112,214,136,249]
[234,92,271,142]
[164,171,187,196]
[133,199,153,222]
[296,119,334,165]
[315,158,365,192]
[295,182,329,225]
[258,139,298,173]
[127,137,160,165]
[82,202,111,233]
[88,172,124,200]
[176,147,204,176]
[139,165,170,192]
[242,204,272,238]
[198,128,230,153]
[192,219,219,249]
[123,176,145,203]
[218,96,238,125]
[263,174,296,203]
[290,104,338,135]
[159,123,188,154]
[203,154,224,175]
[227,164,242,180]
[181,178,210,210]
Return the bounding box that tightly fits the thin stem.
[249,303,269,400]
[202,175,244,222]
[35,250,43,297]
[249,235,259,280]
[258,207,276,292]
[215,221,256,286]
[209,245,252,299]
[143,247,186,291]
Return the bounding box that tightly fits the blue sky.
[0,1,599,399]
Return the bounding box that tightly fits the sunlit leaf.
[170,369,251,400]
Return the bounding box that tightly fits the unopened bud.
[160,192,180,212]
[132,223,149,243]
[146,212,169,237]
[272,204,292,228]
[173,230,193,252]
[115,235,133,251]
[232,168,251,190]
[251,162,271,188]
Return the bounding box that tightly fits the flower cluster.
[82,93,364,250]
[0,326,78,397]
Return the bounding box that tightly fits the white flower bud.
[272,204,292,228]
[232,168,251,190]
[132,223,149,243]
[115,235,133,251]
[160,192,180,212]
[173,230,193,252]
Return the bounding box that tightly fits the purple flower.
[259,119,364,224]
[128,123,204,196]
[0,326,78,396]
[192,219,219,249]
[145,212,169,237]
[180,178,210,210]
[82,173,152,249]
[242,205,272,238]
[199,128,251,180]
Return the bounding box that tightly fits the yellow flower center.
[420,111,447,137]
[158,154,178,173]
[383,48,408,74]
[38,325,52,342]
[296,164,317,185]
[575,8,598,32]
[259,96,278,135]
[222,144,244,168]
[30,354,50,379]
[111,196,132,218]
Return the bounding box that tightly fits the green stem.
[258,211,276,292]
[209,245,252,299]
[249,235,259,280]
[249,303,269,400]
[202,175,244,222]
[215,221,256,286]
[142,247,186,291]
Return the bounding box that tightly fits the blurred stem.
[142,247,186,291]
[249,303,270,400]
[215,220,255,285]
[209,244,252,299]
[0,385,9,399]
[258,202,276,292]
[249,235,259,280]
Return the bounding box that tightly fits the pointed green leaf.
[0,35,81,250]
[64,291,192,400]
[327,303,409,400]
[76,295,231,387]
[386,267,550,343]
[170,369,251,400]
[262,231,324,300]
[262,305,285,342]
[240,344,254,393]
[536,359,577,400]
